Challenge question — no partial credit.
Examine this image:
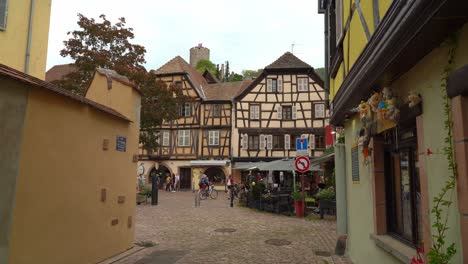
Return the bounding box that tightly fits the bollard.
[194,191,200,207]
[230,189,234,208]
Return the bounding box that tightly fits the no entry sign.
[295,156,310,173]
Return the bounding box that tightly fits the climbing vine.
[425,33,459,264]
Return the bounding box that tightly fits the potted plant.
[316,188,336,219]
[137,185,151,204]
[291,190,305,217]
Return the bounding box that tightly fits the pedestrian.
[175,173,180,192]
[171,173,176,192]
[227,175,234,199]
[165,173,171,192]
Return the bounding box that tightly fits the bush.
[139,185,152,198]
[316,188,336,201]
[251,182,265,200]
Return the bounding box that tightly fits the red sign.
[295,156,310,173]
[325,125,334,147]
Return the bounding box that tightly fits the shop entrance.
[179,168,192,189]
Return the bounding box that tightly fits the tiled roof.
[0,64,131,122]
[265,52,312,69]
[45,63,77,82]
[154,56,208,99]
[94,68,141,95]
[204,81,253,101]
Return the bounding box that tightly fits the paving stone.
[114,191,352,264]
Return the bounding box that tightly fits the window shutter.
[266,135,273,150]
[277,105,282,120]
[278,79,283,92]
[284,134,290,150]
[310,134,316,149]
[0,0,7,30]
[267,79,272,92]
[292,105,297,120]
[250,106,254,119]
[259,134,266,149]
[255,106,260,120]
[163,131,170,146]
[241,134,246,150]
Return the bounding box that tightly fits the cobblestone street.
[113,190,351,264]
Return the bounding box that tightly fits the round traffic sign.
[295,156,310,173]
[137,164,145,176]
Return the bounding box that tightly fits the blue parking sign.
[296,137,308,150]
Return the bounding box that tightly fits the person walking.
[175,173,180,192]
[165,174,171,192]
[171,173,176,192]
[226,175,234,200]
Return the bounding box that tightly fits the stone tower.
[190,44,210,67]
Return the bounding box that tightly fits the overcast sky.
[46,0,325,74]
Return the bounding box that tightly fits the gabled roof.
[0,64,130,122]
[45,63,77,83]
[83,68,141,96]
[202,70,219,84]
[203,81,253,101]
[265,52,312,70]
[154,56,208,99]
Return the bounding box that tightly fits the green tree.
[228,72,243,82]
[195,59,216,75]
[57,13,185,152]
[314,67,325,80]
[241,69,263,80]
[224,61,230,82]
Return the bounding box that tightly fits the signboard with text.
[296,137,308,157]
[116,136,127,152]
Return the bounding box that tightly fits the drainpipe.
[24,0,35,74]
[324,2,330,105]
[335,143,347,235]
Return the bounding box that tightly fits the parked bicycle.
[199,183,218,200]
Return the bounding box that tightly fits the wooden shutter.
[310,134,316,149]
[267,79,272,92]
[162,131,170,146]
[241,134,247,150]
[284,134,290,150]
[259,134,266,149]
[277,105,282,119]
[0,0,7,30]
[266,135,273,150]
[278,79,283,92]
[250,105,255,119]
[255,106,260,120]
[292,105,297,120]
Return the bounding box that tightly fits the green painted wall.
[0,78,29,264]
[342,23,468,263]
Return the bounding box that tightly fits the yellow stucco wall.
[0,0,51,79]
[343,22,468,264]
[8,77,140,263]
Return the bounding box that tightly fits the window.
[266,135,273,150]
[315,104,325,118]
[162,131,170,146]
[241,134,248,150]
[208,131,219,146]
[250,104,260,120]
[384,126,422,245]
[298,78,308,91]
[290,135,302,149]
[284,134,291,150]
[175,81,183,88]
[212,104,222,117]
[177,130,190,146]
[282,106,292,120]
[0,0,7,31]
[248,135,259,150]
[180,103,191,117]
[267,79,278,92]
[314,135,325,149]
[273,135,284,149]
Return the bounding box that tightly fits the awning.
[189,160,230,166]
[233,159,322,172]
[310,153,335,165]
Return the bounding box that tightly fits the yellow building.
[319,0,468,263]
[1,65,141,264]
[0,0,52,79]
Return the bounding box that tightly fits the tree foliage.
[242,69,263,80]
[195,59,216,75]
[224,61,230,82]
[314,67,325,80]
[57,14,185,152]
[228,72,243,82]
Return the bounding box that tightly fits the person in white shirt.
[175,174,180,192]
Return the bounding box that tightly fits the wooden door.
[180,168,192,189]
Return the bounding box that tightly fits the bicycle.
[199,183,218,200]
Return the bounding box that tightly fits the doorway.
[179,168,192,189]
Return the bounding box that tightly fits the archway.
[204,167,226,185]
[149,165,171,188]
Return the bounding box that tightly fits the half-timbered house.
[232,52,328,166]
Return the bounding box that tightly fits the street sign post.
[296,137,308,157]
[295,156,310,173]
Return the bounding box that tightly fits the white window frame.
[178,130,190,146]
[310,134,316,150]
[208,131,220,146]
[267,78,277,93]
[0,0,8,31]
[241,134,248,150]
[277,105,282,120]
[259,134,266,149]
[184,103,191,117]
[292,105,297,120]
[266,135,273,150]
[162,131,170,146]
[315,104,325,118]
[284,134,291,150]
[250,105,260,120]
[278,79,283,92]
[298,78,308,91]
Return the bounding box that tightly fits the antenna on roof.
[291,42,303,55]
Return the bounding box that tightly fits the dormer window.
[267,79,277,92]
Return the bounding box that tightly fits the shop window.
[384,125,422,245]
